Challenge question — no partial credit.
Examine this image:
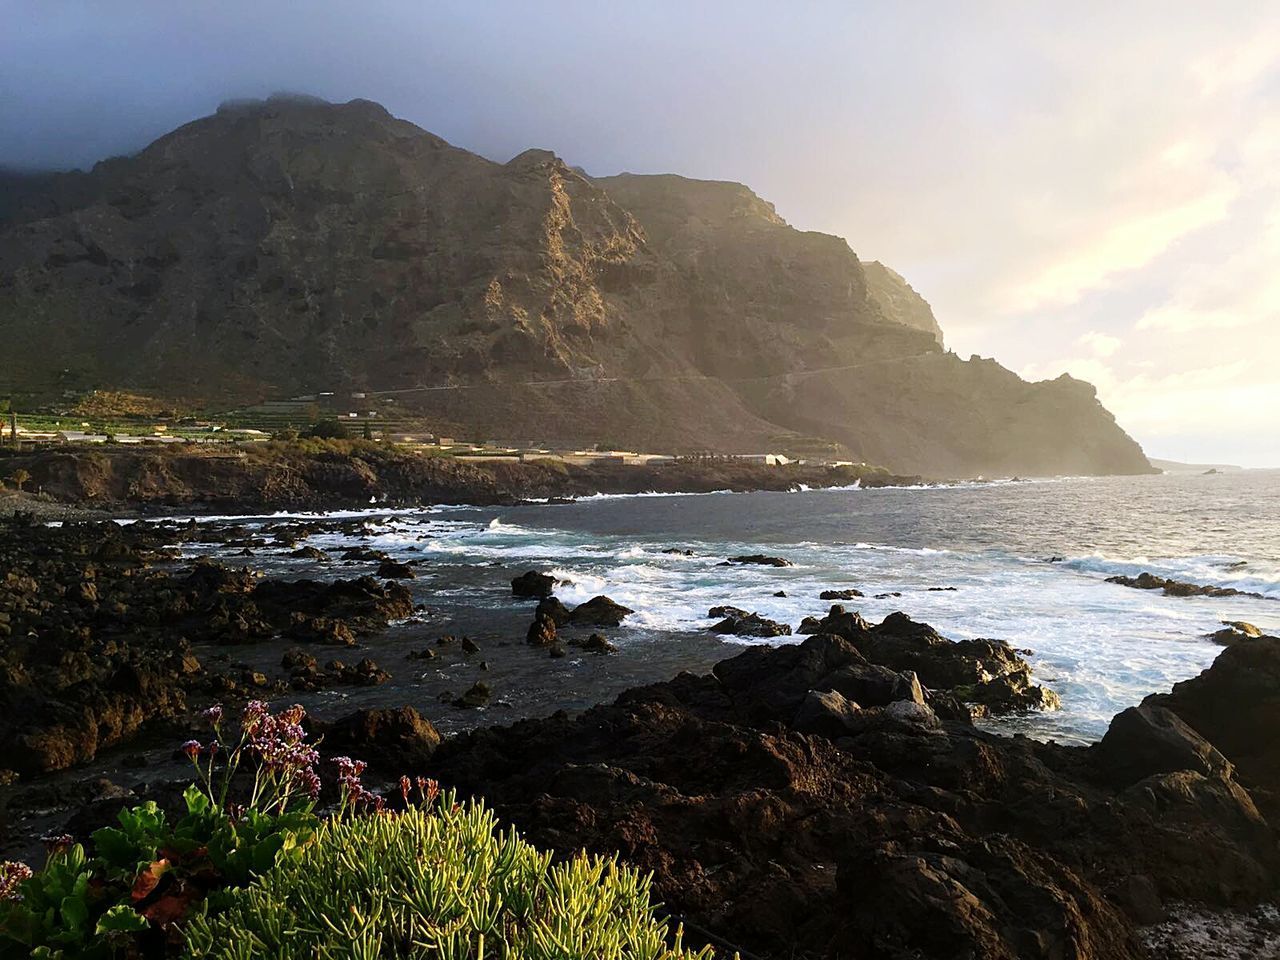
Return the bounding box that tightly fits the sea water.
[174,470,1280,745]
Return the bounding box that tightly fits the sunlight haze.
[3,0,1277,465]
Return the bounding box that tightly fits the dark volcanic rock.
[800,608,1060,714]
[566,596,634,627]
[376,559,415,579]
[578,633,616,654]
[1093,703,1233,787]
[453,681,492,709]
[526,612,558,648]
[0,519,416,775]
[511,570,559,598]
[820,588,864,600]
[427,634,1278,960]
[535,596,571,626]
[321,706,441,770]
[792,688,863,738]
[1207,620,1263,645]
[1150,635,1280,821]
[709,611,792,638]
[1105,572,1266,600]
[727,554,793,567]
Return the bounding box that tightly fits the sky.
[2,1,1278,466]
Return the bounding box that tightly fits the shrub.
[302,419,351,440]
[184,799,716,960]
[0,702,328,957]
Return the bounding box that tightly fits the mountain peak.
[0,98,1150,475]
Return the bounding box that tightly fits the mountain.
[0,94,1152,476]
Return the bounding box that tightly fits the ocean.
[177,469,1280,745]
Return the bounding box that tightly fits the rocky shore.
[1,516,1278,958]
[0,443,919,515]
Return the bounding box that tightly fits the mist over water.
[181,470,1280,745]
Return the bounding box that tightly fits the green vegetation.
[0,702,718,960]
[185,801,715,960]
[302,419,352,440]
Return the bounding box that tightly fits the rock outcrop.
[425,633,1279,960]
[1149,635,1280,822]
[0,95,1152,477]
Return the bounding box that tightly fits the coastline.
[0,440,1122,517]
[2,470,1278,957]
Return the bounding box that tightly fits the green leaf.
[184,784,212,817]
[90,827,144,872]
[58,893,87,934]
[95,904,149,934]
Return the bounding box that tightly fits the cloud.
[1078,332,1121,358]
[1000,177,1237,313]
[1,2,1278,463]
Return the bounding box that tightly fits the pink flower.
[181,740,202,760]
[0,862,32,902]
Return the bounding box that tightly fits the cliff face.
[0,95,1152,476]
[860,260,945,347]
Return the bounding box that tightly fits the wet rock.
[376,559,415,579]
[535,596,571,626]
[1106,572,1265,600]
[288,546,329,561]
[527,612,558,647]
[512,570,559,598]
[820,588,864,600]
[808,609,1060,714]
[708,605,750,619]
[567,596,634,627]
[453,681,492,709]
[281,648,318,673]
[1207,620,1263,645]
[285,613,357,647]
[709,611,792,638]
[340,546,391,563]
[461,637,481,654]
[726,554,792,567]
[549,644,567,659]
[579,633,616,654]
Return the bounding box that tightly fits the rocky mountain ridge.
[0,94,1152,476]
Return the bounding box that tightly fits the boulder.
[1207,620,1263,645]
[567,596,634,627]
[322,706,441,770]
[526,612,558,647]
[710,611,792,638]
[1151,635,1280,821]
[536,596,572,626]
[1093,703,1232,787]
[579,633,616,654]
[820,588,864,600]
[727,554,792,567]
[376,559,415,579]
[512,570,559,598]
[453,681,492,709]
[793,688,863,738]
[1105,572,1264,599]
